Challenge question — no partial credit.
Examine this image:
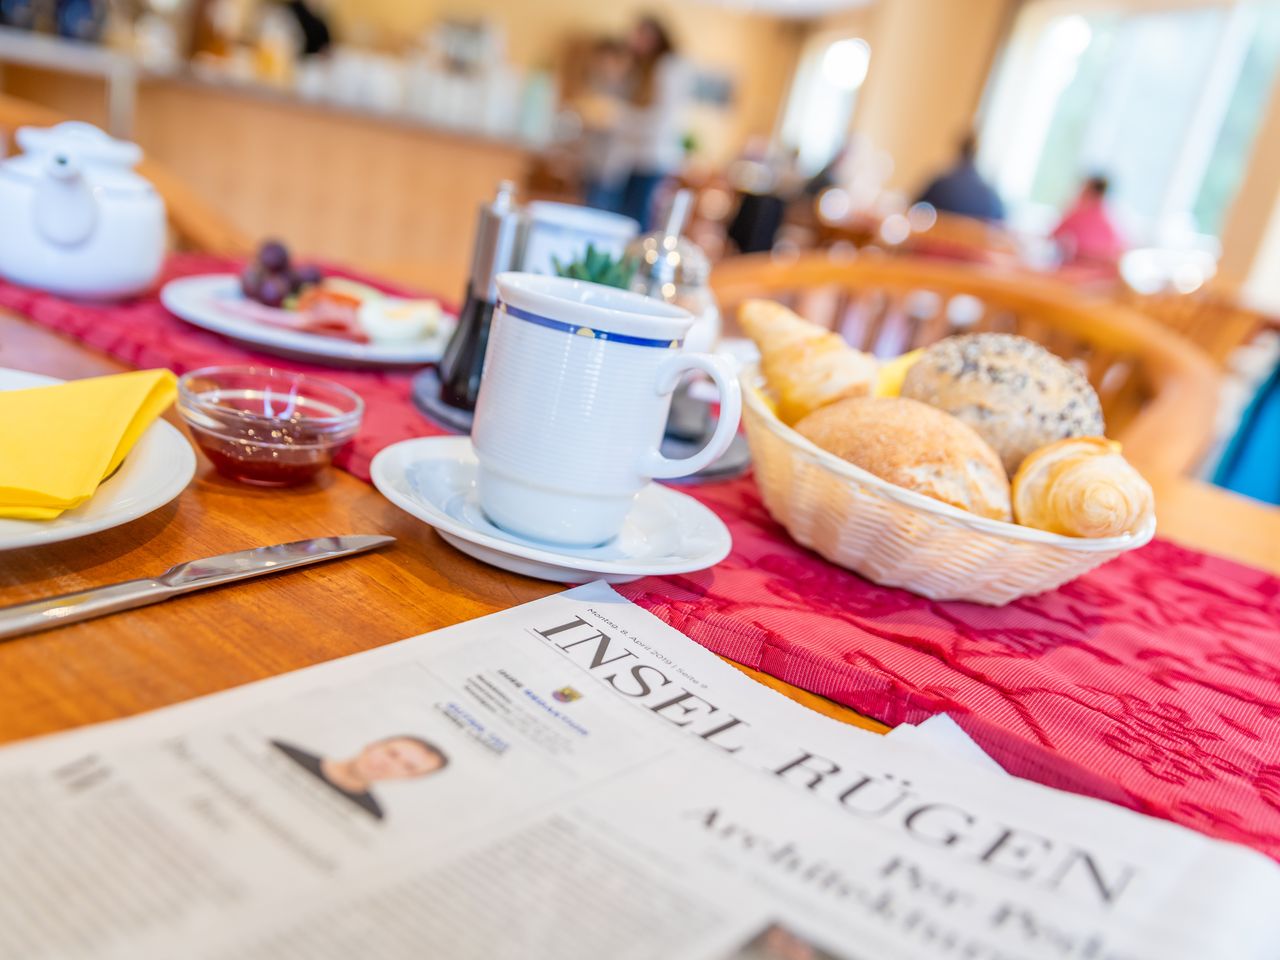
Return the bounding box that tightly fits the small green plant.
[552,243,637,289]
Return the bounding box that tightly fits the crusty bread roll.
[1013,437,1154,538]
[900,333,1104,474]
[795,396,1012,521]
[740,299,878,425]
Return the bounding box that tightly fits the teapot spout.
[33,153,98,247]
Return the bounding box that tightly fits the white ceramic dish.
[370,436,732,583]
[521,201,638,276]
[0,122,165,299]
[742,368,1156,605]
[0,368,195,551]
[160,274,456,368]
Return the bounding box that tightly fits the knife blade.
[0,534,395,641]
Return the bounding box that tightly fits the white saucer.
[370,437,732,583]
[0,368,195,551]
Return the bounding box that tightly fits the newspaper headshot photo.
[271,735,449,820]
[725,923,852,960]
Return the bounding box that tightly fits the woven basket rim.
[741,367,1157,553]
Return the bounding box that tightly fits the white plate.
[0,368,195,551]
[160,274,456,368]
[370,436,732,583]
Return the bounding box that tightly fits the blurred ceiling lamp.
[817,187,852,222]
[821,38,871,91]
[828,240,857,262]
[770,239,802,263]
[698,187,734,222]
[907,202,938,233]
[1120,247,1218,295]
[879,213,911,246]
[946,294,984,328]
[1053,15,1093,59]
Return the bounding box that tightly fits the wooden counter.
[0,65,534,290]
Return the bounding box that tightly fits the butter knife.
[0,534,395,641]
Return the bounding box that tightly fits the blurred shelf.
[0,26,136,134]
[158,69,540,153]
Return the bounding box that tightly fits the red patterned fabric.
[6,255,1280,859]
[618,481,1280,859]
[0,254,453,480]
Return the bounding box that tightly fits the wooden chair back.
[1119,285,1269,368]
[814,205,1021,265]
[813,209,880,250]
[903,210,1020,262]
[0,92,249,256]
[712,251,1220,479]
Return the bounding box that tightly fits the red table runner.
[0,254,442,482]
[6,254,1280,859]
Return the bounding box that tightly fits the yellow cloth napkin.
[0,369,178,520]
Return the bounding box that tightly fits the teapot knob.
[33,153,98,247]
[47,153,79,181]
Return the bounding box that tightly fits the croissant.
[1012,437,1154,538]
[740,299,878,425]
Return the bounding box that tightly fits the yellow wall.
[835,0,1015,195]
[804,4,878,51]
[324,0,805,164]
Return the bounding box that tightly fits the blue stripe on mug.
[499,301,683,349]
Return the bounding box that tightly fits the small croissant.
[740,299,878,425]
[1012,437,1154,538]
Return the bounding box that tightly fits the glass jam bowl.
[177,366,364,486]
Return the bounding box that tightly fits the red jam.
[180,379,359,487]
[191,422,341,487]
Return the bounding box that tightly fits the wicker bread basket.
[740,368,1156,605]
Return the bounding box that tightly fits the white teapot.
[0,122,165,299]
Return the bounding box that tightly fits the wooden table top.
[3,311,1278,748]
[0,312,891,745]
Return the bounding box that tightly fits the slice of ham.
[214,296,369,343]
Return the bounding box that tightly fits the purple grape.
[240,263,264,299]
[257,273,290,308]
[257,239,290,274]
[292,263,323,290]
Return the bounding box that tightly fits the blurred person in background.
[576,38,632,212]
[1214,356,1280,506]
[616,15,691,229]
[1053,174,1127,267]
[727,144,805,254]
[916,134,1005,222]
[278,0,332,57]
[801,143,850,201]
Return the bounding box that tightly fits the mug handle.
[639,352,743,480]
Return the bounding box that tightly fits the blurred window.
[780,36,870,175]
[1193,8,1280,234]
[980,1,1280,245]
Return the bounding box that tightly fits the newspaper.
[1,582,1276,960]
[885,713,1007,775]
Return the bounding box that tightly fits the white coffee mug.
[472,273,742,547]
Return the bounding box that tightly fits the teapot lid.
[3,122,153,196]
